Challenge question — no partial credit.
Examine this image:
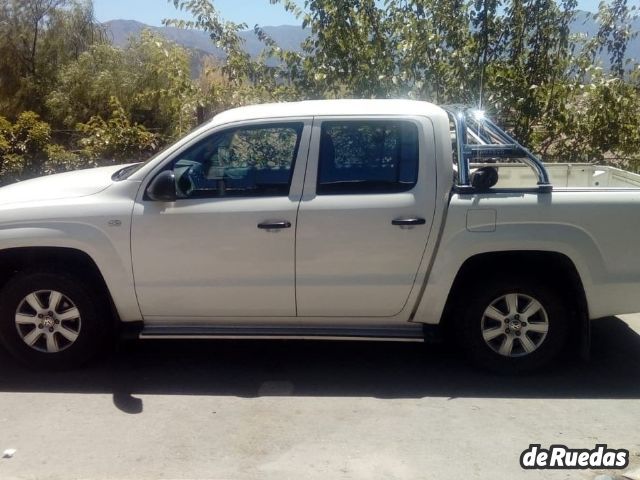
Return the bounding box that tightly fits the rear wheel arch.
[440,250,589,361]
[444,251,587,313]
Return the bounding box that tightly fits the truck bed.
[470,163,640,189]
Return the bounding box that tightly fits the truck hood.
[0,164,133,205]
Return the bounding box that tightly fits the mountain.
[571,11,640,68]
[104,15,639,74]
[104,20,308,58]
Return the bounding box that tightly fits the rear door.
[295,116,437,317]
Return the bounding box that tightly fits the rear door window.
[317,121,419,195]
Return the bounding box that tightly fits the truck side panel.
[0,181,142,322]
[414,190,640,324]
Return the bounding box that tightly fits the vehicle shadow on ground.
[0,316,638,413]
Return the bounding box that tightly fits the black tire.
[454,275,570,373]
[0,270,111,369]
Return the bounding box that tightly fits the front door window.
[171,123,304,199]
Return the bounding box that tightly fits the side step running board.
[139,325,425,342]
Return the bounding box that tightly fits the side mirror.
[470,166,499,192]
[147,170,177,202]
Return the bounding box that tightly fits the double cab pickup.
[0,99,638,372]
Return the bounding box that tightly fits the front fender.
[0,221,141,322]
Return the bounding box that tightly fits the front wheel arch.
[0,247,119,327]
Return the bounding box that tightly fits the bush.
[44,144,84,175]
[77,97,160,163]
[0,111,52,184]
[0,112,101,184]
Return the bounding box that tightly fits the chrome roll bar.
[443,106,553,192]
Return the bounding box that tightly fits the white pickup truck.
[0,99,638,372]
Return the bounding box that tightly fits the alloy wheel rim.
[14,290,82,353]
[480,293,549,357]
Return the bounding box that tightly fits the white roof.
[211,99,446,125]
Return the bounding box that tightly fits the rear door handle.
[258,221,292,230]
[392,218,426,226]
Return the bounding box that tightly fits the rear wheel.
[0,271,110,369]
[455,276,569,373]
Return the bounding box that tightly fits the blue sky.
[94,0,602,27]
[94,0,300,27]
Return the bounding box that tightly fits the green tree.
[299,0,396,98]
[0,0,638,183]
[0,0,105,118]
[48,30,200,139]
[533,0,640,166]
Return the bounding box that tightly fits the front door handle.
[392,218,426,226]
[258,221,292,230]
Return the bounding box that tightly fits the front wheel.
[455,276,569,373]
[0,271,110,369]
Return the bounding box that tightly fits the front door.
[131,120,311,320]
[296,117,437,317]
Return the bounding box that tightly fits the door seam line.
[294,117,316,317]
